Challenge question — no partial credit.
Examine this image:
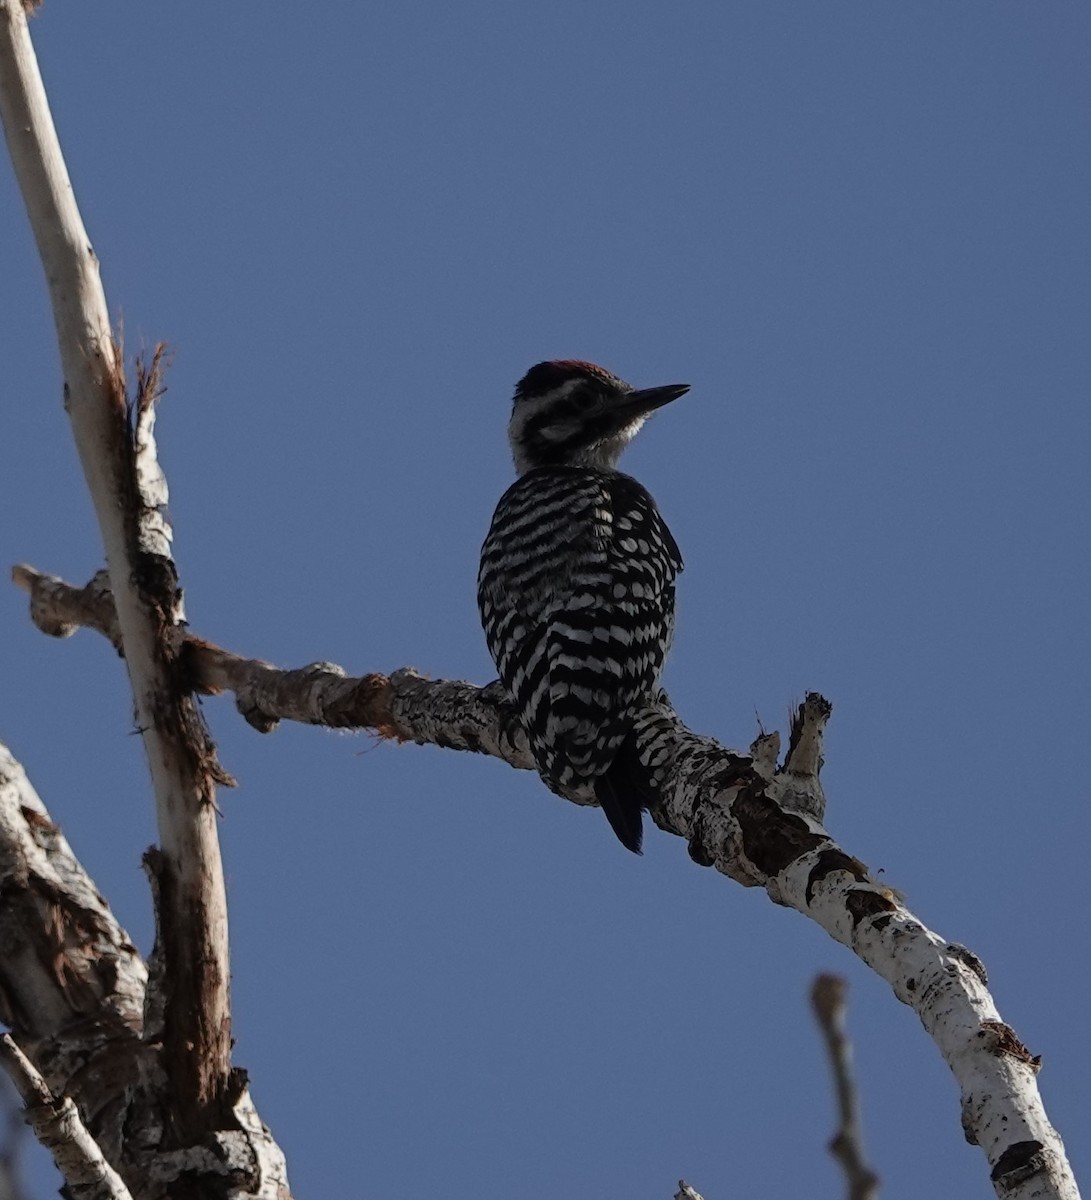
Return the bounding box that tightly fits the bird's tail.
[594,734,659,855]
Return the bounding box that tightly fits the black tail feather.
[594,737,657,854]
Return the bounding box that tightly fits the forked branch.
[0,0,231,1133]
[0,2,296,1194]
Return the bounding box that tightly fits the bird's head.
[507,360,689,475]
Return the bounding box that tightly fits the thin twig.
[811,975,880,1200]
[0,1037,133,1200]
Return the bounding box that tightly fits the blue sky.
[1,3,1088,1197]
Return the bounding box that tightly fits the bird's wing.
[542,473,680,785]
[478,470,680,792]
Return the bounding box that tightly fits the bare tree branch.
[811,975,880,1200]
[0,0,231,1135]
[10,566,1081,1199]
[0,1036,134,1200]
[12,563,528,761]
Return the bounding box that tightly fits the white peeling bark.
[0,0,232,1135]
[11,567,1080,1199]
[0,742,292,1199]
[0,1035,134,1200]
[0,741,147,1098]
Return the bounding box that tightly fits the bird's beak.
[617,383,690,421]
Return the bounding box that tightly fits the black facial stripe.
[525,396,586,423]
[520,408,623,461]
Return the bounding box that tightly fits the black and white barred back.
[477,361,688,853]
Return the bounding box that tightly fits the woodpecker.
[477,360,688,853]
